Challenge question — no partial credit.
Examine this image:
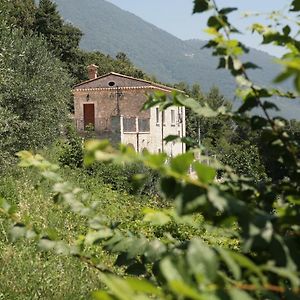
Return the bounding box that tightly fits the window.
[123,117,136,132]
[171,110,175,125]
[162,111,165,125]
[108,81,116,87]
[156,107,159,124]
[178,107,182,126]
[138,118,150,132]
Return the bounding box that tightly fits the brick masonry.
[73,72,186,156]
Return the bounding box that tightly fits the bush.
[87,162,160,196]
[0,19,71,169]
[59,124,84,168]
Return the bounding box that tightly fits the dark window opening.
[108,81,116,87]
[138,118,150,132]
[123,117,136,132]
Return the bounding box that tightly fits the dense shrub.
[58,124,84,168]
[87,162,160,196]
[0,19,71,170]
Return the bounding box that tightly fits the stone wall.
[73,75,186,156]
[74,87,150,132]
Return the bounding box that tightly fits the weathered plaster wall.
[73,74,186,156]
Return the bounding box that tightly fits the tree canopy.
[0,15,71,168]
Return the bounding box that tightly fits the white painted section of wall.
[120,105,186,156]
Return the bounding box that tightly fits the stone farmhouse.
[73,65,186,156]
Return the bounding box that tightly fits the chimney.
[87,64,99,80]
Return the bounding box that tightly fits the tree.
[3,0,36,33]
[0,20,71,167]
[34,0,83,77]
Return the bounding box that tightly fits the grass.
[0,162,154,299]
[0,143,238,299]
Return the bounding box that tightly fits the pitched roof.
[73,72,182,92]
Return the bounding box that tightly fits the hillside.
[53,0,299,119]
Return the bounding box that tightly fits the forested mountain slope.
[53,0,299,119]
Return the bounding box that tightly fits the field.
[0,145,156,299]
[0,143,238,299]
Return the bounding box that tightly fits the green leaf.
[0,197,16,215]
[126,238,148,259]
[238,96,259,113]
[85,228,113,245]
[143,208,171,226]
[160,177,180,199]
[9,224,27,242]
[169,280,203,300]
[160,257,184,282]
[187,239,219,282]
[145,240,166,262]
[243,62,261,70]
[250,116,268,130]
[164,135,179,143]
[207,187,229,211]
[38,238,56,251]
[193,162,216,184]
[262,265,300,288]
[125,278,162,296]
[144,153,167,169]
[170,152,194,175]
[181,97,219,118]
[217,248,241,280]
[262,101,279,111]
[290,0,300,11]
[99,274,134,300]
[217,57,226,69]
[125,262,147,276]
[41,171,62,182]
[219,7,238,15]
[111,237,136,253]
[228,288,254,300]
[92,291,114,300]
[230,252,264,280]
[283,25,291,36]
[193,0,210,13]
[208,16,223,31]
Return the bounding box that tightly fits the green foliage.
[1,1,300,300]
[74,50,148,84]
[1,0,36,33]
[183,84,267,180]
[34,0,83,78]
[87,161,159,196]
[0,147,218,299]
[1,0,147,86]
[0,19,71,169]
[59,124,84,168]
[9,128,298,299]
[0,162,142,298]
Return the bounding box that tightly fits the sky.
[106,0,293,57]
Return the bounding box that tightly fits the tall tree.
[0,20,71,168]
[34,0,82,77]
[2,0,36,33]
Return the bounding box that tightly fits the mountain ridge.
[53,0,300,119]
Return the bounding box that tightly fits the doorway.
[83,103,95,130]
